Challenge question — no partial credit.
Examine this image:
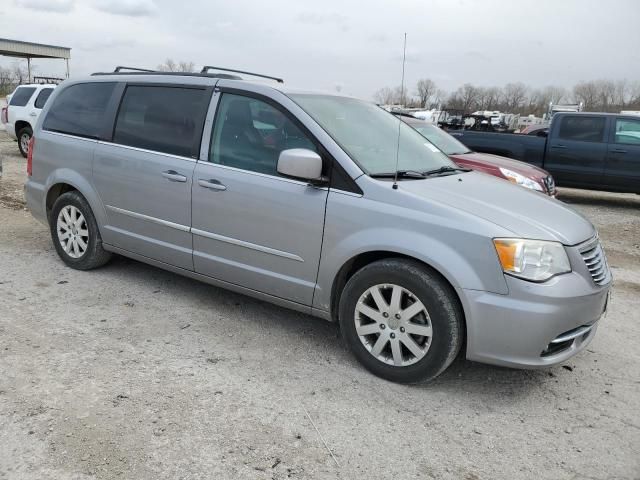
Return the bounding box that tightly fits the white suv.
[5,84,56,157]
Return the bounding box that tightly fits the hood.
[451,152,549,179]
[398,171,595,245]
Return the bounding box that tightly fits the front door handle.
[198,179,227,191]
[611,148,627,154]
[29,111,37,117]
[551,144,567,149]
[161,170,187,182]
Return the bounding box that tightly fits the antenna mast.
[392,33,407,190]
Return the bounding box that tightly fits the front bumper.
[459,271,610,369]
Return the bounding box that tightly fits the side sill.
[102,243,326,320]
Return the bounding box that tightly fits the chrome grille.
[579,239,610,286]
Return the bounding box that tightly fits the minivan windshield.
[289,94,456,176]
[411,123,472,155]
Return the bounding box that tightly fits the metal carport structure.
[0,38,71,82]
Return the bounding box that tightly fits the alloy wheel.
[20,133,30,154]
[354,283,433,367]
[56,205,89,259]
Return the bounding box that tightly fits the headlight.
[499,167,543,192]
[493,238,571,282]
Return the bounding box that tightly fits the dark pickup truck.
[450,112,640,194]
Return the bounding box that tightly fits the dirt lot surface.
[0,131,639,479]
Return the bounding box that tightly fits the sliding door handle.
[611,148,627,154]
[198,179,227,191]
[551,144,567,149]
[161,170,187,182]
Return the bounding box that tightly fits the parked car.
[5,83,56,157]
[397,114,556,196]
[451,112,640,194]
[25,70,610,383]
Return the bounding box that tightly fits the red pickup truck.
[398,115,556,196]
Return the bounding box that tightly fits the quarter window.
[113,85,208,157]
[34,88,54,109]
[614,118,640,145]
[43,82,116,139]
[557,116,605,143]
[9,87,36,107]
[209,93,316,176]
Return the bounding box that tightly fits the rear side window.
[43,82,116,139]
[557,116,606,142]
[614,118,640,145]
[113,85,208,158]
[9,87,36,107]
[34,88,54,109]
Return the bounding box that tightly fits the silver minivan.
[25,68,611,383]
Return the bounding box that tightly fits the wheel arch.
[328,250,469,357]
[328,250,464,323]
[46,182,81,218]
[43,170,107,229]
[316,224,506,313]
[15,120,32,135]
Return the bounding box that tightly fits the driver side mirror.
[277,149,325,183]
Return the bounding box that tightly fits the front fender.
[313,226,508,313]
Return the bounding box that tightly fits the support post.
[65,58,69,78]
[27,57,31,83]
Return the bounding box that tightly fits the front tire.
[17,126,32,158]
[339,259,463,384]
[50,191,111,270]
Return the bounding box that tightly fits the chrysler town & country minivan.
[24,67,611,383]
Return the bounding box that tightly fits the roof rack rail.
[90,70,243,80]
[200,66,283,84]
[113,66,157,73]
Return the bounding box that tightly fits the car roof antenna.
[392,33,407,190]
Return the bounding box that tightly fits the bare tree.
[450,83,480,112]
[542,85,566,105]
[573,81,599,109]
[373,86,395,105]
[157,59,196,72]
[0,62,30,96]
[0,67,14,96]
[613,79,628,109]
[476,87,501,111]
[415,79,437,108]
[431,88,446,109]
[502,82,528,112]
[628,80,640,109]
[393,85,408,106]
[526,88,542,114]
[594,79,616,111]
[373,78,637,115]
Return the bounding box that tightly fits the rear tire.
[339,259,463,384]
[17,126,32,158]
[50,191,111,270]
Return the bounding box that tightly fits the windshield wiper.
[370,170,426,179]
[422,166,471,177]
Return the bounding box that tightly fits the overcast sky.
[1,0,639,98]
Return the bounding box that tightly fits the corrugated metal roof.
[0,38,71,59]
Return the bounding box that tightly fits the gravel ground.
[0,130,639,480]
